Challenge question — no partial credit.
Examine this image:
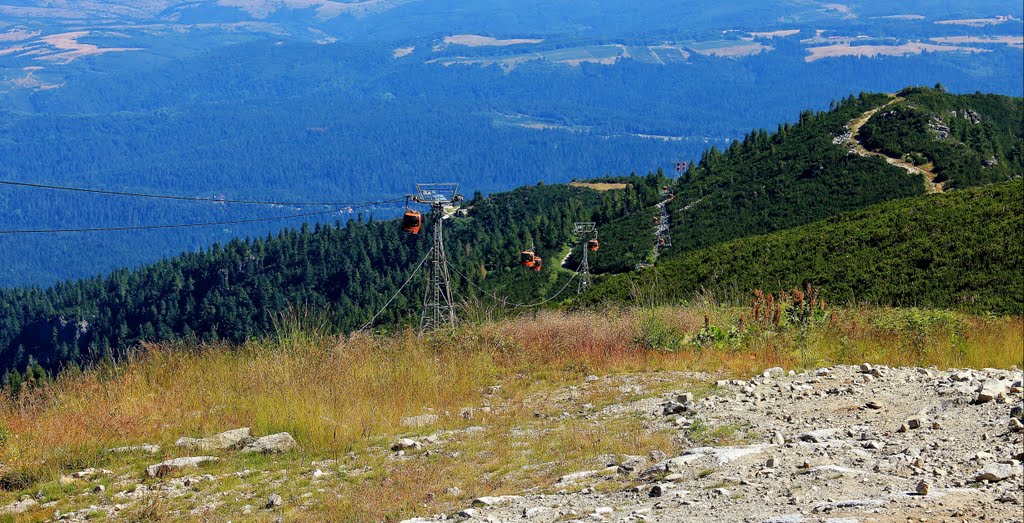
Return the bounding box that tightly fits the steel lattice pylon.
[573,222,597,294]
[410,183,462,330]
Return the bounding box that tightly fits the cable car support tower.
[573,222,598,294]
[408,183,463,330]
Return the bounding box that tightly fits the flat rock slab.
[109,444,161,454]
[146,456,219,478]
[813,498,885,513]
[0,498,37,515]
[799,428,841,442]
[175,427,251,452]
[241,432,296,454]
[683,444,775,464]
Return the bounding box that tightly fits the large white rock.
[241,432,296,454]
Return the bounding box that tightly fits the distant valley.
[0,0,1021,286]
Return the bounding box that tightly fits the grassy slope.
[582,180,1024,314]
[1,305,1020,521]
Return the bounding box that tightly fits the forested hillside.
[2,87,1021,385]
[665,87,1023,254]
[0,176,665,377]
[583,180,1024,314]
[858,87,1024,188]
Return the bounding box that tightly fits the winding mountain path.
[844,96,945,193]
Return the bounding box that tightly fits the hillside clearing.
[568,182,630,191]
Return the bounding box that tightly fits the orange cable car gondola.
[520,250,536,268]
[401,210,422,234]
[532,256,543,272]
[587,239,599,252]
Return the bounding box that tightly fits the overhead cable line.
[0,180,405,207]
[449,264,579,309]
[357,247,434,332]
[0,208,348,235]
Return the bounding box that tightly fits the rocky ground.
[5,365,1022,522]
[404,364,1023,523]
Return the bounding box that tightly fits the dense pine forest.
[664,88,1022,255]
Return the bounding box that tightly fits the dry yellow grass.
[0,305,1019,520]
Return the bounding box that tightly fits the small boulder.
[391,438,422,451]
[1009,418,1024,433]
[175,428,252,452]
[915,480,930,496]
[241,432,296,454]
[266,493,283,509]
[974,463,1023,483]
[974,380,1008,404]
[662,401,687,416]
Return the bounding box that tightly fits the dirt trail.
[844,96,945,193]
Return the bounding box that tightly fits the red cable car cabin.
[401,210,422,234]
[520,250,536,267]
[532,256,543,272]
[587,239,599,252]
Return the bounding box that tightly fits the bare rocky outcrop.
[401,365,1024,523]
